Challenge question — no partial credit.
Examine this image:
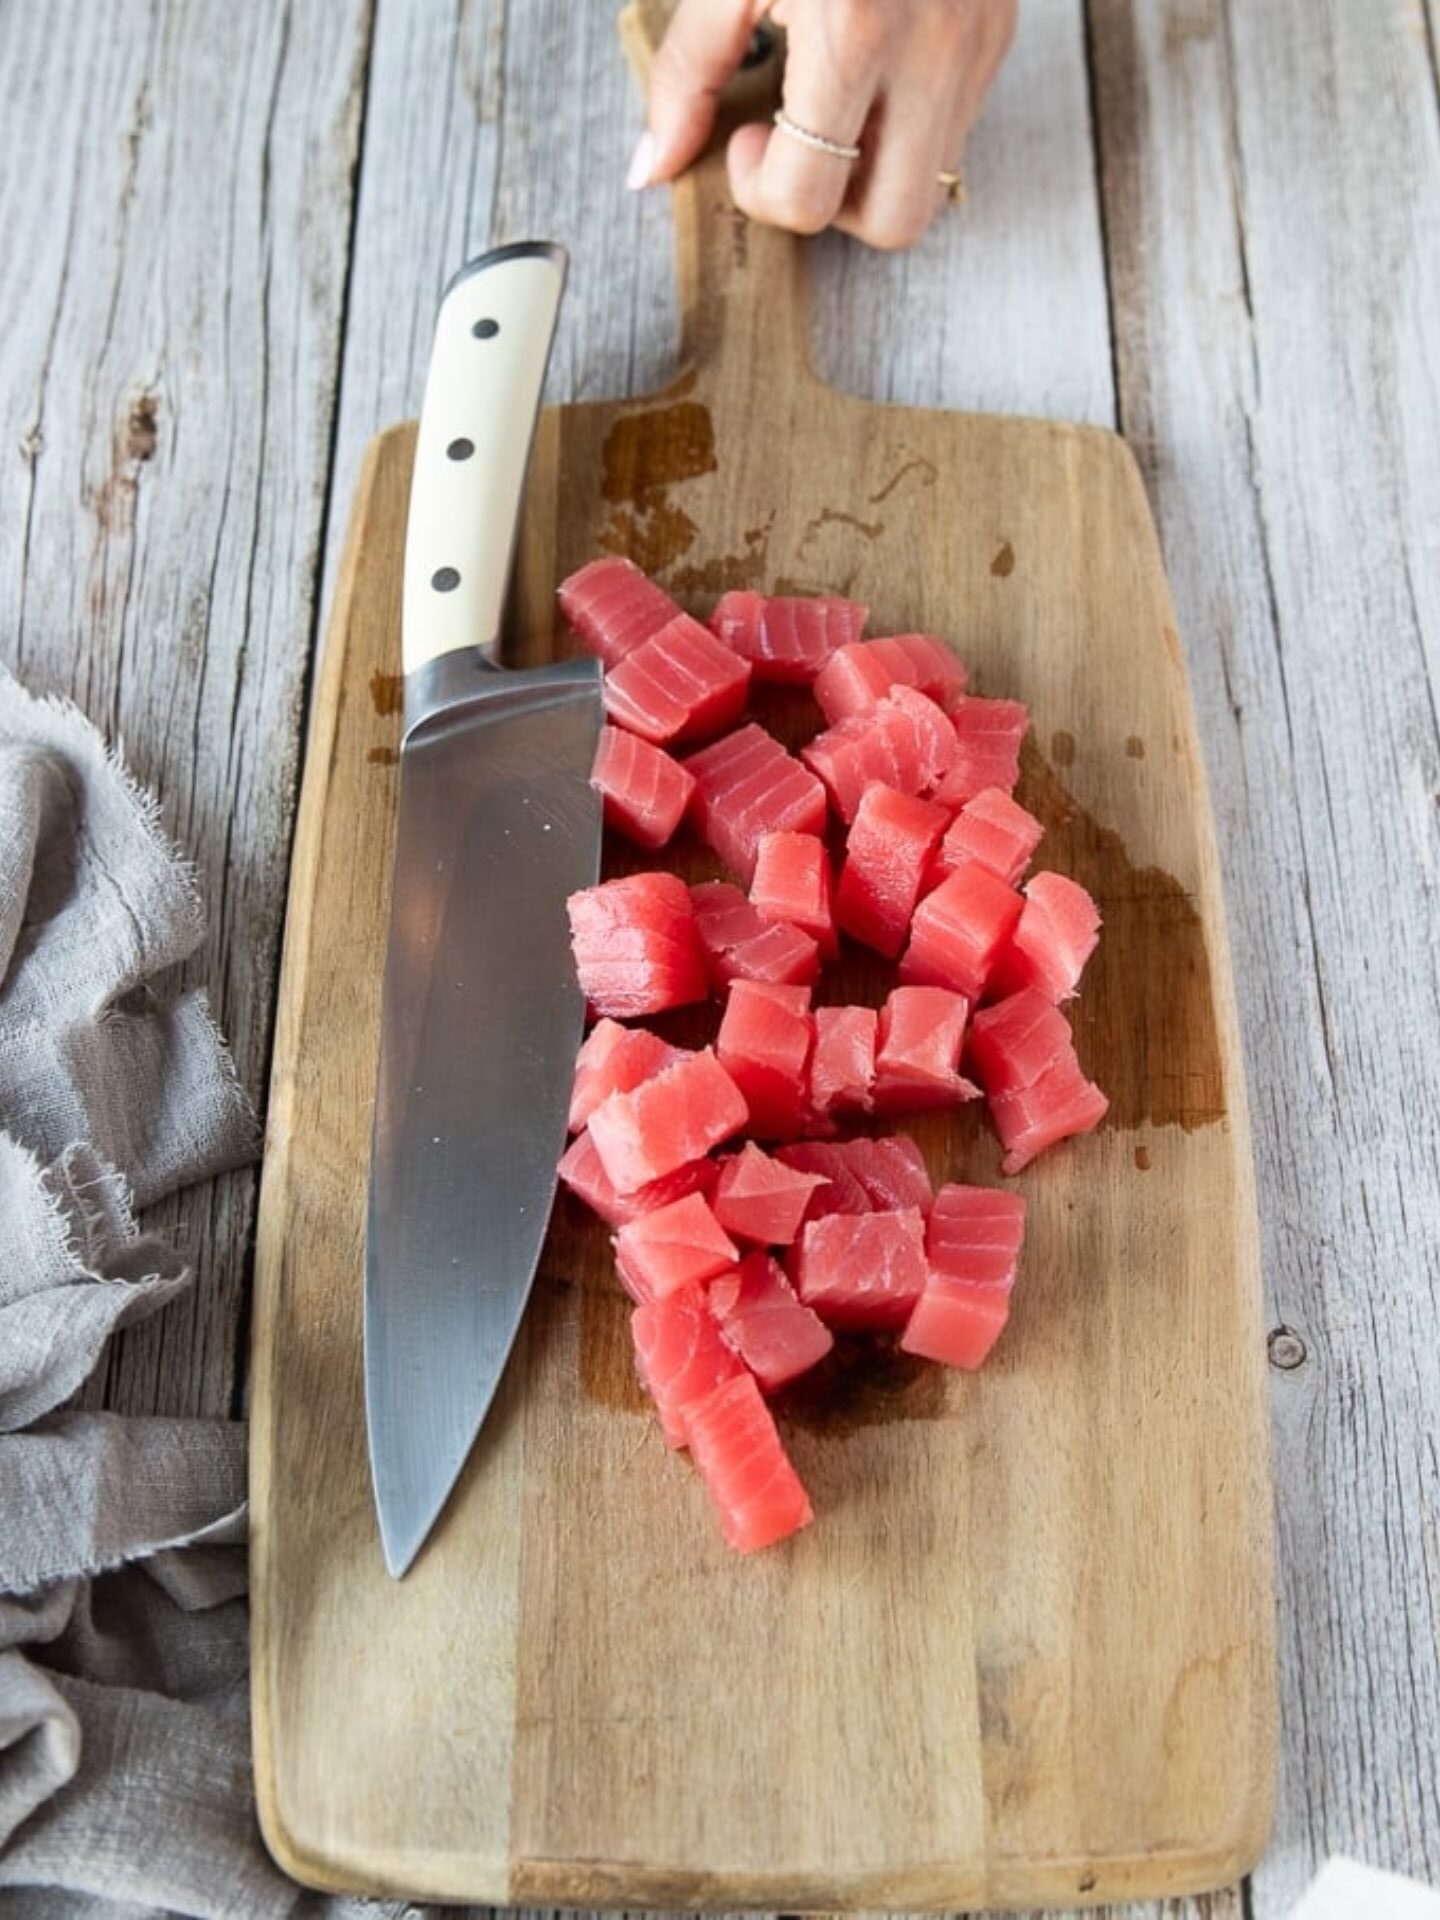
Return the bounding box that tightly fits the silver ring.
[772,110,861,162]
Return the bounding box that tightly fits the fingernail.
[626,130,657,191]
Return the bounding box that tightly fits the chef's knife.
[365,243,603,1579]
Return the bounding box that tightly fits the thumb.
[630,0,765,188]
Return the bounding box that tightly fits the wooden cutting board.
[249,7,1276,1906]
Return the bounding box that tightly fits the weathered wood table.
[3,2,1437,1915]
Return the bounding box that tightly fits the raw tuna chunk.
[873,986,980,1111]
[901,1285,1010,1370]
[604,613,751,746]
[776,1141,875,1218]
[838,1134,935,1213]
[900,860,1024,1000]
[589,727,696,849]
[712,1142,829,1246]
[750,831,837,958]
[835,783,949,957]
[926,1183,1027,1289]
[715,980,813,1140]
[568,1018,682,1132]
[614,1193,739,1301]
[588,1048,748,1194]
[568,871,708,1018]
[988,870,1102,1002]
[690,881,819,989]
[558,1130,713,1229]
[933,787,1044,889]
[709,1251,834,1391]
[802,687,957,823]
[711,591,867,683]
[791,1207,928,1331]
[808,1005,879,1115]
[686,723,828,882]
[685,1372,814,1552]
[933,696,1030,809]
[967,989,1075,1096]
[559,556,678,669]
[632,1286,745,1448]
[989,1052,1109,1175]
[813,633,966,723]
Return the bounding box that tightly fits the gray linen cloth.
[0,672,402,1917]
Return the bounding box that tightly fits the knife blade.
[364,243,603,1579]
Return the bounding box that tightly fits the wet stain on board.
[1050,729,1076,767]
[366,746,398,767]
[601,401,717,506]
[1125,735,1146,759]
[1018,744,1226,1131]
[867,456,936,505]
[598,500,699,574]
[991,540,1016,578]
[369,671,403,716]
[779,1336,947,1434]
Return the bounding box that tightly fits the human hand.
[628,0,1019,251]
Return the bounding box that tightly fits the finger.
[633,0,763,189]
[829,80,957,252]
[727,5,886,236]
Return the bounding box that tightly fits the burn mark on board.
[1017,743,1226,1131]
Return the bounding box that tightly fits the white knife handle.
[402,242,567,675]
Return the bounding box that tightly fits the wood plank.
[1088,0,1440,1909]
[250,24,1273,1895]
[0,0,370,1418]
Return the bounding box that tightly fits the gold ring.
[772,111,861,162]
[937,167,966,204]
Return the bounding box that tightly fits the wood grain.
[1088,0,1440,1906]
[249,24,1274,1900]
[0,0,369,1418]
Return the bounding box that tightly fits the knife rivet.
[446,437,475,461]
[471,317,499,339]
[432,567,461,592]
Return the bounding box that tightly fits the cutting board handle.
[618,1,813,389]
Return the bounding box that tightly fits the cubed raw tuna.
[568,1018,682,1132]
[558,1129,713,1229]
[709,1251,834,1391]
[802,686,957,823]
[690,881,819,989]
[835,783,950,957]
[776,1141,875,1218]
[589,727,696,849]
[711,591,867,683]
[685,723,828,882]
[614,1192,739,1301]
[588,1048,748,1194]
[632,1286,745,1449]
[900,860,1024,1000]
[791,1207,928,1331]
[813,633,966,723]
[933,787,1044,888]
[558,556,678,668]
[715,980,813,1140]
[967,989,1075,1097]
[988,870,1102,1001]
[873,985,980,1111]
[989,1052,1109,1175]
[712,1141,830,1246]
[926,1183,1027,1288]
[750,832,837,959]
[568,871,708,1017]
[603,612,751,745]
[684,1372,815,1552]
[901,1285,1010,1371]
[932,696,1030,808]
[808,1005,879,1116]
[837,1134,935,1213]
